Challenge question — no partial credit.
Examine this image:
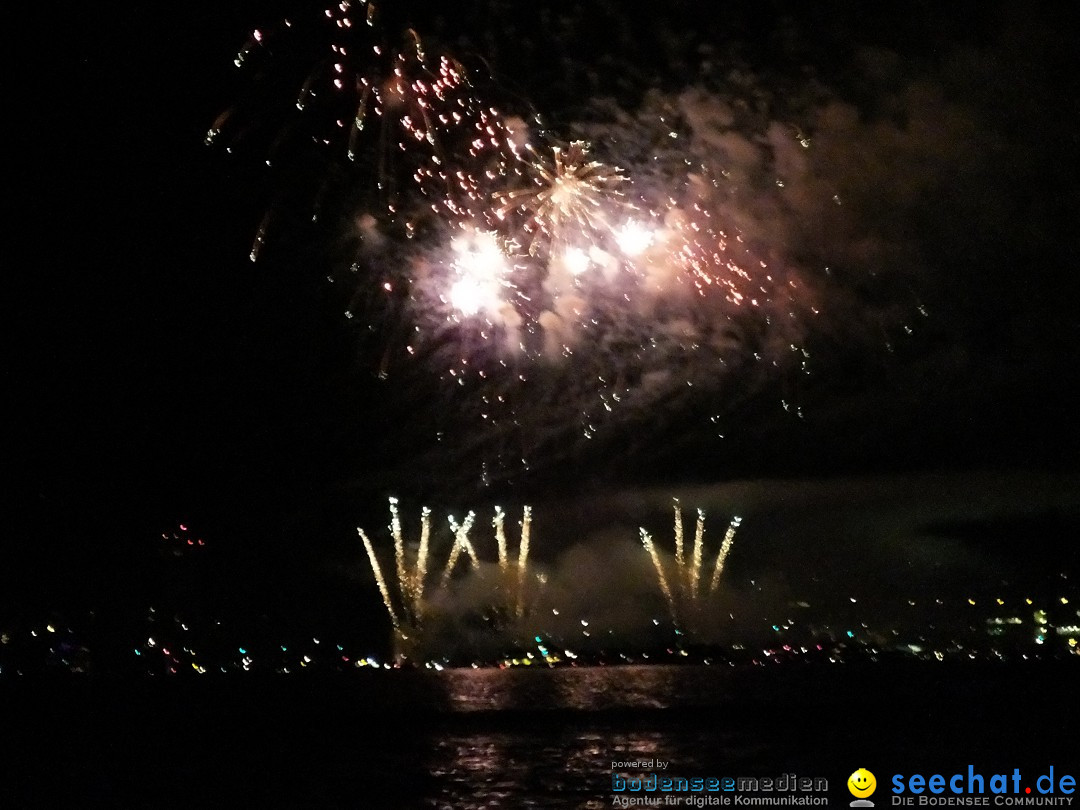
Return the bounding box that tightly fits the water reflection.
[422,726,754,810]
[435,664,731,713]
[415,666,746,809]
[365,662,1076,808]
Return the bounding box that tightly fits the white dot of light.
[615,220,654,257]
[448,231,509,316]
[449,277,491,316]
[562,246,590,275]
[549,177,571,205]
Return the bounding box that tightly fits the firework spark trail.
[440,511,478,587]
[450,512,479,566]
[493,505,509,576]
[640,507,742,624]
[414,505,431,607]
[673,499,685,570]
[360,499,437,627]
[389,496,409,606]
[358,528,401,628]
[639,528,677,622]
[439,540,462,590]
[690,508,705,599]
[708,516,742,595]
[515,505,532,618]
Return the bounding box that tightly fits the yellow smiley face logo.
[848,768,877,798]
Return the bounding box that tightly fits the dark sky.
[7,2,1079,616]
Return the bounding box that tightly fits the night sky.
[7,1,1079,629]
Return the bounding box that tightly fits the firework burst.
[213,8,829,491]
[357,497,433,630]
[358,498,535,659]
[639,502,743,626]
[494,140,629,256]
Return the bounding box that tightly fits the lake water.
[9,662,1077,808]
